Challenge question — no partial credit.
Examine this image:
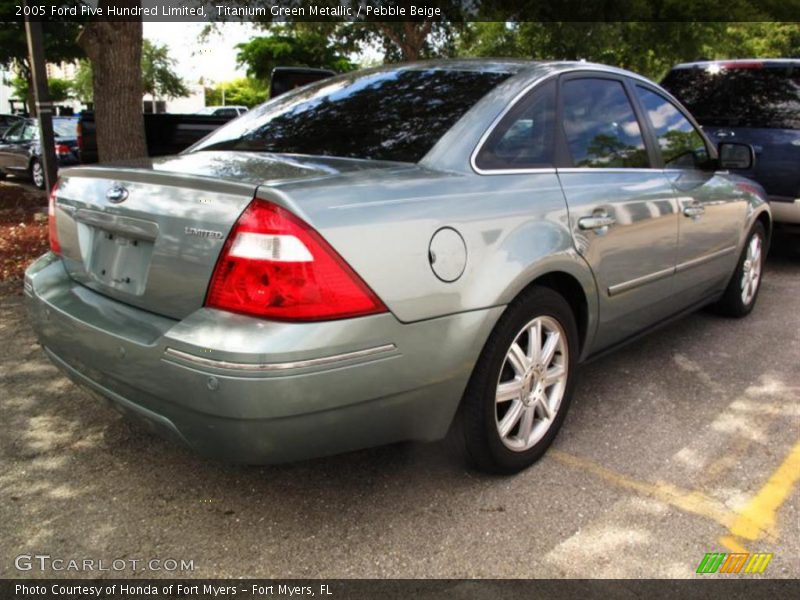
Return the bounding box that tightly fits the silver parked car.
[26,61,770,473]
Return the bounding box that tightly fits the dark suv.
[662,59,800,225]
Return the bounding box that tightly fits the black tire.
[450,286,579,474]
[713,222,766,318]
[30,158,45,189]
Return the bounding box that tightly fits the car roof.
[670,58,800,69]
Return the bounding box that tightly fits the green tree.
[457,22,780,80]
[236,28,355,82]
[47,77,72,103]
[74,48,194,108]
[10,76,73,105]
[141,39,189,112]
[205,78,268,108]
[71,60,93,104]
[0,0,83,114]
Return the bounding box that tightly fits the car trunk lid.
[52,151,406,319]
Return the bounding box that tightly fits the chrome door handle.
[579,215,616,230]
[683,205,705,218]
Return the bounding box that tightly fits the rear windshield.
[53,118,77,138]
[661,64,800,129]
[191,68,512,163]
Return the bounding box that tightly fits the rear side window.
[636,87,709,168]
[193,68,512,163]
[475,79,556,171]
[662,65,800,129]
[561,78,649,168]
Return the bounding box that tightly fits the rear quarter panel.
[261,168,599,346]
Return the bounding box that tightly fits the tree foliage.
[0,1,83,73]
[457,22,799,80]
[10,76,73,105]
[0,0,83,114]
[71,60,93,103]
[141,39,190,101]
[204,78,268,108]
[236,27,355,82]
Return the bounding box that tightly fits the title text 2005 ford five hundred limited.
[26,61,771,473]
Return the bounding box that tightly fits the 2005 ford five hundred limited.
[26,61,771,473]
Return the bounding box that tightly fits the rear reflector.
[48,182,61,254]
[720,61,763,69]
[205,199,387,321]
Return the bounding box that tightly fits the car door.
[6,122,36,172]
[633,84,746,304]
[0,121,25,170]
[556,74,680,351]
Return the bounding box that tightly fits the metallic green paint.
[25,60,771,464]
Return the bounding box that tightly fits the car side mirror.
[718,142,755,170]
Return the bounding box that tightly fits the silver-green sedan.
[25,60,771,473]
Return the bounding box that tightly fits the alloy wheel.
[32,161,44,189]
[495,316,569,452]
[740,233,763,306]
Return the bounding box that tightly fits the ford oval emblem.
[106,185,128,204]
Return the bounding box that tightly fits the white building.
[0,66,13,114]
[143,83,206,114]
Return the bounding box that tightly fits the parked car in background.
[196,105,249,117]
[27,61,770,474]
[269,67,335,98]
[76,111,236,164]
[0,113,24,137]
[0,116,79,189]
[662,59,800,226]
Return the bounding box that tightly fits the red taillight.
[55,143,70,155]
[205,199,387,321]
[48,182,61,254]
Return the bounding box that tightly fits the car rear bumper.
[24,253,501,464]
[768,197,800,224]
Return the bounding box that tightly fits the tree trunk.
[379,22,433,62]
[17,62,36,116]
[77,11,147,162]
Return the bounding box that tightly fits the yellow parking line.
[727,440,800,541]
[550,449,735,529]
[719,535,749,554]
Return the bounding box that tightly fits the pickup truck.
[77,112,234,164]
[77,68,337,164]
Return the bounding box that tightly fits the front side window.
[475,79,556,171]
[3,122,24,141]
[561,78,649,168]
[192,68,512,163]
[636,86,709,168]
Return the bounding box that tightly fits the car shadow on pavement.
[1,244,798,578]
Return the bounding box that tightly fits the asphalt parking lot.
[1,230,798,580]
